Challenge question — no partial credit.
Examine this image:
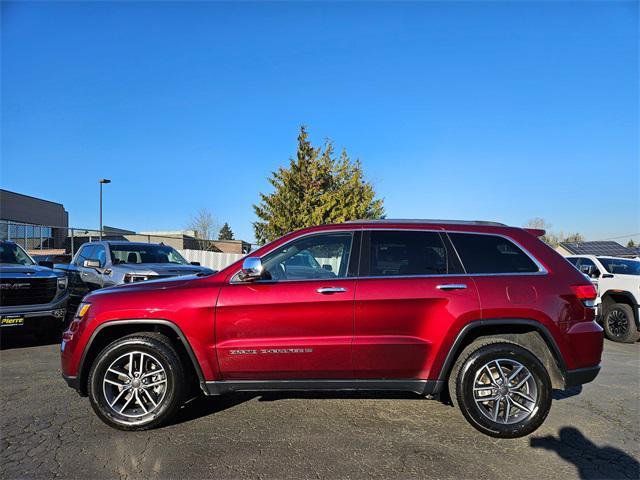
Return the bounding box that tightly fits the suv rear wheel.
[87,333,185,430]
[603,303,640,343]
[450,339,552,438]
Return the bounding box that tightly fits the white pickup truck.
[567,255,640,343]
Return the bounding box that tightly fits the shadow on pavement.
[166,390,428,427]
[0,330,61,350]
[552,385,582,400]
[531,427,640,479]
[166,393,258,427]
[257,390,424,401]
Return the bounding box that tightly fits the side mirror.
[322,264,333,272]
[38,261,54,269]
[83,259,101,269]
[239,257,263,281]
[190,261,201,266]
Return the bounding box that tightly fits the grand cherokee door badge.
[230,348,313,355]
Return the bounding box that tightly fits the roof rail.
[344,219,506,226]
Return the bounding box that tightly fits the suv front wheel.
[87,333,185,430]
[450,339,552,438]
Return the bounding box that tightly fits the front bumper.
[0,294,69,330]
[565,365,601,388]
[0,293,69,318]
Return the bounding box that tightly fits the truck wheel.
[450,340,552,438]
[603,303,640,343]
[87,333,185,430]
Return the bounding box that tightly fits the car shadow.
[530,427,639,479]
[256,390,424,402]
[166,393,258,426]
[166,390,428,427]
[0,330,61,350]
[552,385,582,400]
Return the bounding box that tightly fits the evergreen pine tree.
[253,126,385,244]
[218,222,234,240]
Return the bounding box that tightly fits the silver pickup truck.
[0,240,69,339]
[62,241,214,310]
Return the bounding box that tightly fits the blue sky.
[1,1,638,244]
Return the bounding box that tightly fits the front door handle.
[436,283,467,291]
[317,287,348,294]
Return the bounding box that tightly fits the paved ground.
[0,334,638,480]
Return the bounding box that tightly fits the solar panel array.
[560,241,635,257]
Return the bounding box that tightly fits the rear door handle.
[317,287,348,294]
[436,284,467,291]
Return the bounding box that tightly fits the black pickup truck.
[0,240,69,340]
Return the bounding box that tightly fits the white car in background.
[567,255,640,343]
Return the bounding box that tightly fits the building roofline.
[0,189,66,209]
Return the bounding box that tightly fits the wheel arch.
[436,319,567,390]
[77,319,205,396]
[601,290,639,328]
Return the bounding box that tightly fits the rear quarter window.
[449,233,540,274]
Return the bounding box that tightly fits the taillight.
[571,284,597,307]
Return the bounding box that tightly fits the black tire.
[87,332,185,431]
[603,303,640,343]
[450,339,552,438]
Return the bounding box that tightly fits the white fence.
[179,249,245,271]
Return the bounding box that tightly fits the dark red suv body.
[61,220,602,437]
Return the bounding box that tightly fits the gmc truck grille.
[0,278,58,306]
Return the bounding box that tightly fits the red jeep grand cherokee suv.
[61,220,602,438]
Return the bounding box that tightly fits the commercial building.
[0,189,69,250]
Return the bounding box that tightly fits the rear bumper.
[565,365,600,388]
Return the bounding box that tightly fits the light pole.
[99,179,111,240]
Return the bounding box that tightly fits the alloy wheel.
[472,358,538,425]
[102,351,168,418]
[606,309,629,338]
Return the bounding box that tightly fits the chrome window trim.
[229,227,547,284]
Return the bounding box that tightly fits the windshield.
[598,258,640,276]
[0,242,35,266]
[109,244,189,265]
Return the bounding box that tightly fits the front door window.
[261,233,353,281]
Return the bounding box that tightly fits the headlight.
[75,302,91,319]
[57,276,68,290]
[123,273,150,283]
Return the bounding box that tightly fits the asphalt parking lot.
[1,335,638,480]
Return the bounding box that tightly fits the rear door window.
[364,231,455,276]
[448,233,540,274]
